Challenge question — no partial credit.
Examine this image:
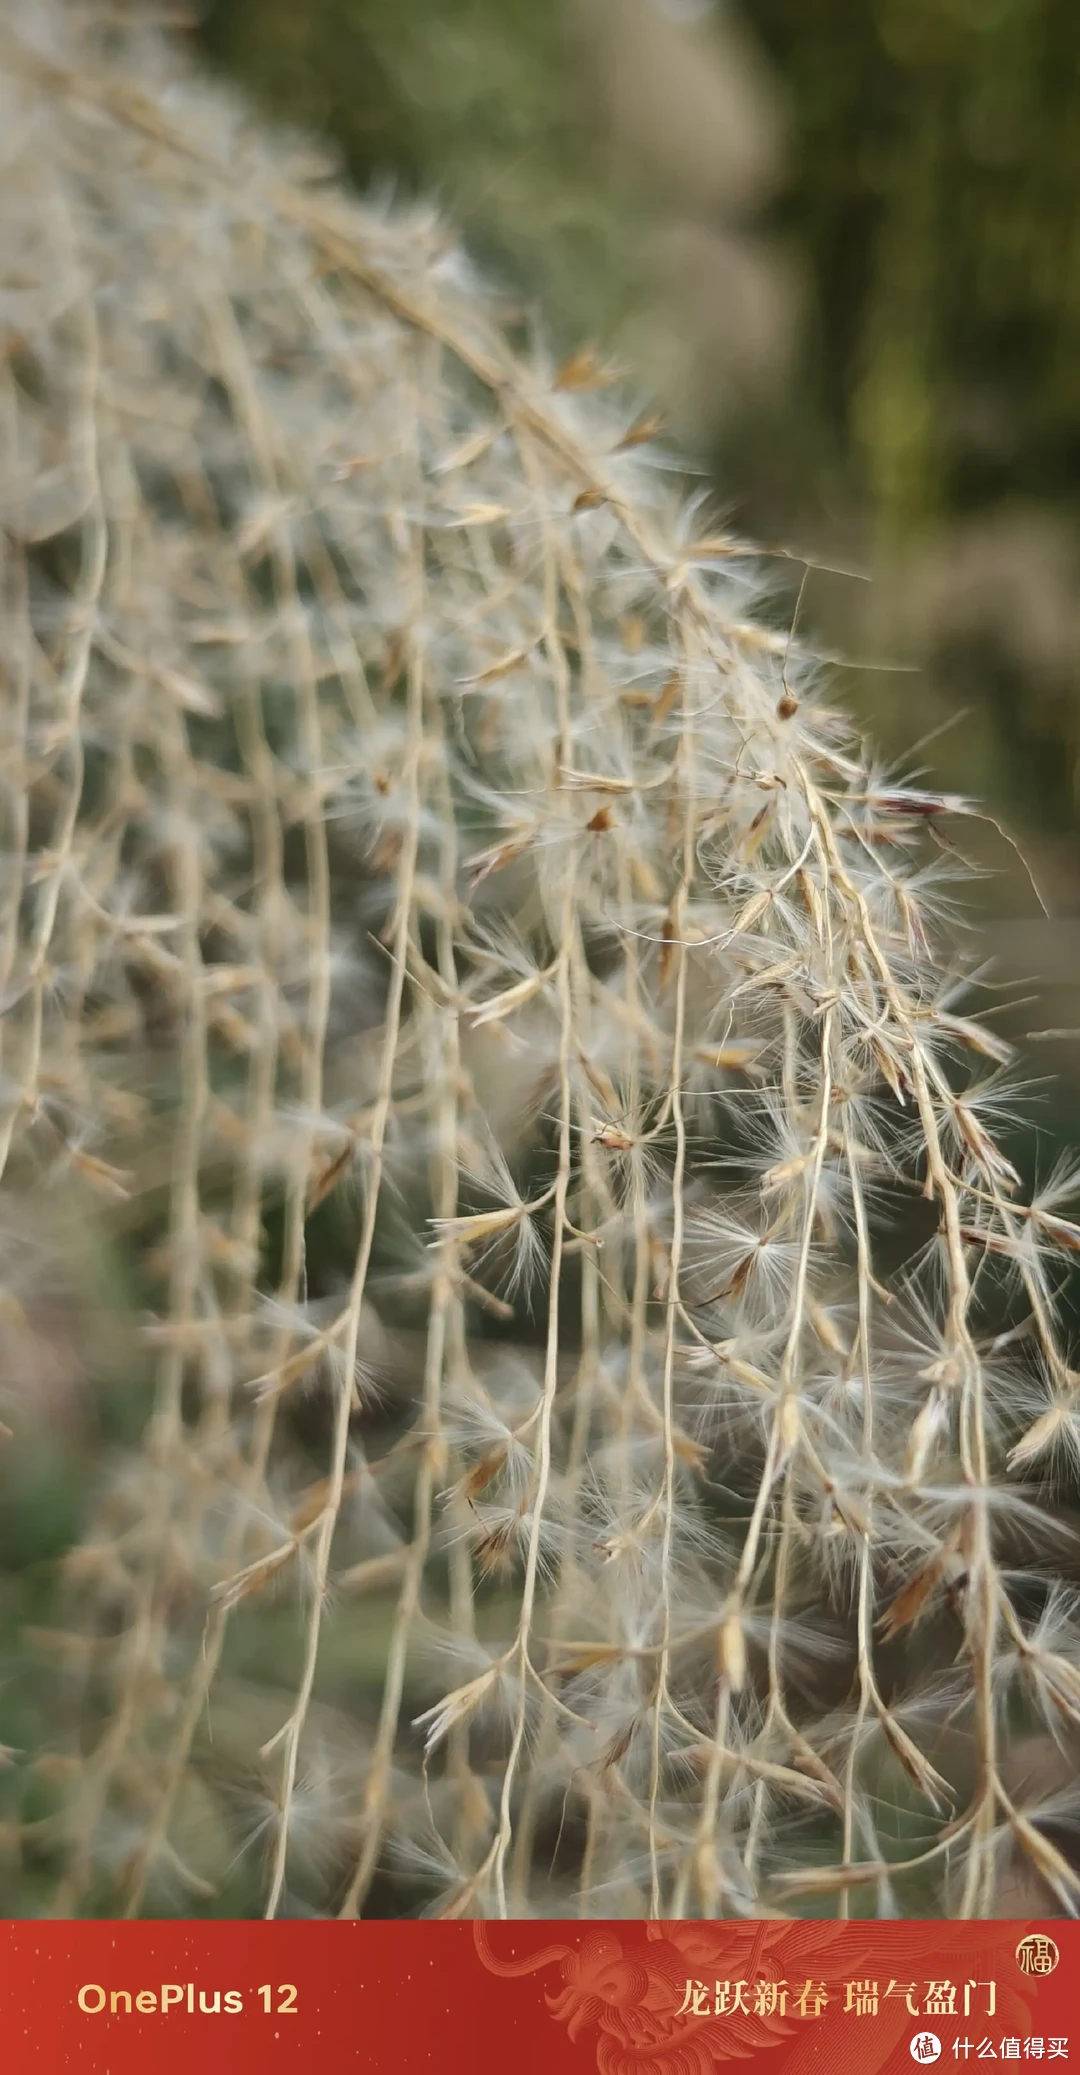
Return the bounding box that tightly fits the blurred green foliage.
[754,0,1080,847]
[753,0,1080,535]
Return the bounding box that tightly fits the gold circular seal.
[1015,1935,1060,1977]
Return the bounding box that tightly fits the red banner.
[0,1920,1071,2073]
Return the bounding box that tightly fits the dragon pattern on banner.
[474,1923,1036,2075]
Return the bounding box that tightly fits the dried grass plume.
[2,0,1080,1921]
